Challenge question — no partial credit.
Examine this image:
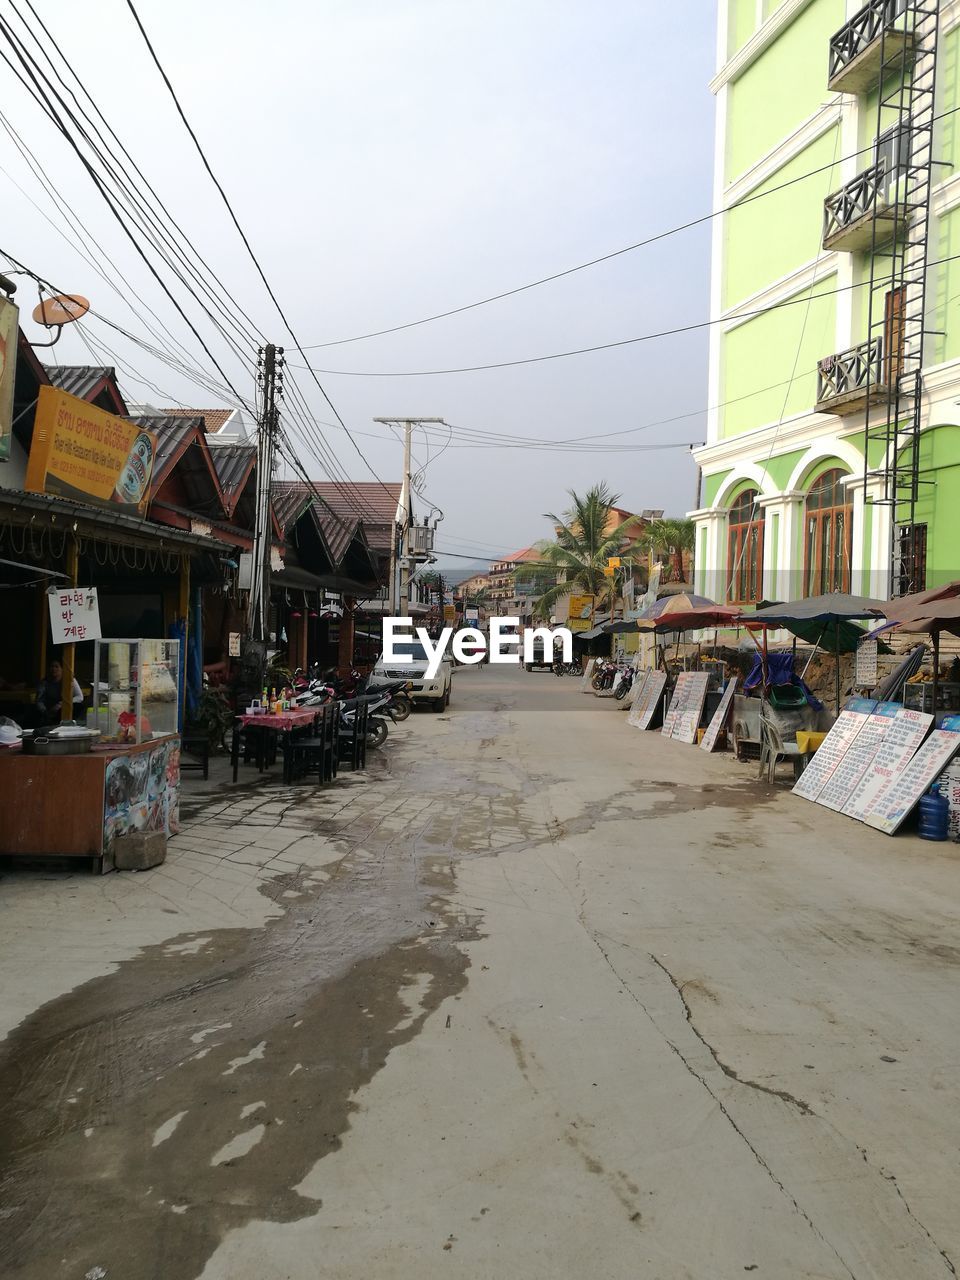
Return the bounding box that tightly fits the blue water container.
[918,784,950,842]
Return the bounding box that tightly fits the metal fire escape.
[840,0,941,594]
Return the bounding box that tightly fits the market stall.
[0,638,182,870]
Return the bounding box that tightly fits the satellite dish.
[32,294,90,327]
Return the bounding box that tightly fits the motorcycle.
[614,668,635,700]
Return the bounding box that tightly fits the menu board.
[865,728,960,835]
[936,757,960,840]
[628,670,667,730]
[855,638,879,687]
[817,701,901,812]
[700,677,738,753]
[662,671,710,744]
[842,708,932,822]
[791,701,876,802]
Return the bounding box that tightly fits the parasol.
[875,582,960,709]
[745,592,888,714]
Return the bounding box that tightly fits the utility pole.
[373,417,445,617]
[249,343,283,658]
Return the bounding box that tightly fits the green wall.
[898,425,960,584]
[703,470,732,506]
[762,448,807,489]
[726,0,845,182]
[721,277,837,436]
[931,207,960,367]
[723,128,841,309]
[728,0,757,59]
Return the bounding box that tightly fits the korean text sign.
[48,587,102,644]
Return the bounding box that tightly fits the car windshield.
[388,642,429,661]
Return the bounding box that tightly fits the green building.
[692,0,960,605]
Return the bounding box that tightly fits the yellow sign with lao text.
[0,295,19,463]
[26,385,158,514]
[567,593,596,632]
[607,556,621,568]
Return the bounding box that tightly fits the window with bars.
[804,469,852,596]
[726,489,764,604]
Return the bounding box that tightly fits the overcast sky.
[1,0,717,565]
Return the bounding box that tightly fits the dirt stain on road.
[0,846,479,1280]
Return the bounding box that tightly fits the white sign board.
[842,707,932,822]
[817,701,900,812]
[865,729,960,835]
[628,670,667,730]
[855,638,879,687]
[228,631,241,657]
[792,700,876,802]
[700,678,738,752]
[662,671,710,744]
[580,658,597,693]
[48,586,101,645]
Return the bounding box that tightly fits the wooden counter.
[0,734,181,868]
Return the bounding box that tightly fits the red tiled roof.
[161,408,237,432]
[272,480,401,552]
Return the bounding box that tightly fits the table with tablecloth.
[231,707,328,783]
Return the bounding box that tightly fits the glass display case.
[90,639,181,745]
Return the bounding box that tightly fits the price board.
[842,707,932,822]
[791,700,876,802]
[48,586,101,644]
[855,638,879,687]
[700,677,738,752]
[817,701,901,812]
[628,670,667,730]
[865,727,960,835]
[662,671,710,744]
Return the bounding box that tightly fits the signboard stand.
[628,670,667,730]
[700,678,738,752]
[662,671,710,744]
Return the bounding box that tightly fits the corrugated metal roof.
[44,365,113,402]
[207,440,256,505]
[272,480,401,552]
[136,415,204,489]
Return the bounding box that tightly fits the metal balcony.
[828,0,916,93]
[822,161,913,251]
[816,337,889,416]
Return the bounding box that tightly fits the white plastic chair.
[758,713,804,783]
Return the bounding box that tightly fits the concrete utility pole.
[373,417,445,617]
[250,344,284,647]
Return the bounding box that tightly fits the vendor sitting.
[36,659,84,723]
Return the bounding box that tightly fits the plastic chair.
[758,714,804,783]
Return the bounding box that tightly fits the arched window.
[726,489,764,603]
[804,469,852,596]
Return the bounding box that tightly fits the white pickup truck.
[371,638,453,711]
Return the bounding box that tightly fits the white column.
[758,490,805,601]
[689,507,727,602]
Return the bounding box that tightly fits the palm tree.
[518,483,644,623]
[636,518,695,584]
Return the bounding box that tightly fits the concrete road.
[2,665,960,1280]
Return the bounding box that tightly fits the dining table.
[231,706,326,783]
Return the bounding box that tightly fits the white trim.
[711,0,817,91]
[724,103,842,205]
[707,77,729,445]
[932,172,960,219]
[784,438,864,491]
[943,0,960,35]
[714,464,777,507]
[723,257,839,330]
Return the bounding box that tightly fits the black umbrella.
[747,592,888,714]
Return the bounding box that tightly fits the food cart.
[0,639,181,871]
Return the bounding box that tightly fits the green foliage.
[190,684,234,753]
[635,518,695,582]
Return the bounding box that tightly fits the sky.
[0,0,718,567]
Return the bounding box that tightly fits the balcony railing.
[816,337,888,415]
[822,160,911,251]
[828,0,915,93]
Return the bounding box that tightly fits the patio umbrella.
[876,583,960,710]
[746,592,888,714]
[634,592,722,631]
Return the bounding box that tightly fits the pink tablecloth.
[238,708,320,733]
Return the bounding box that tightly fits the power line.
[299,102,960,351]
[121,0,395,500]
[292,251,960,378]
